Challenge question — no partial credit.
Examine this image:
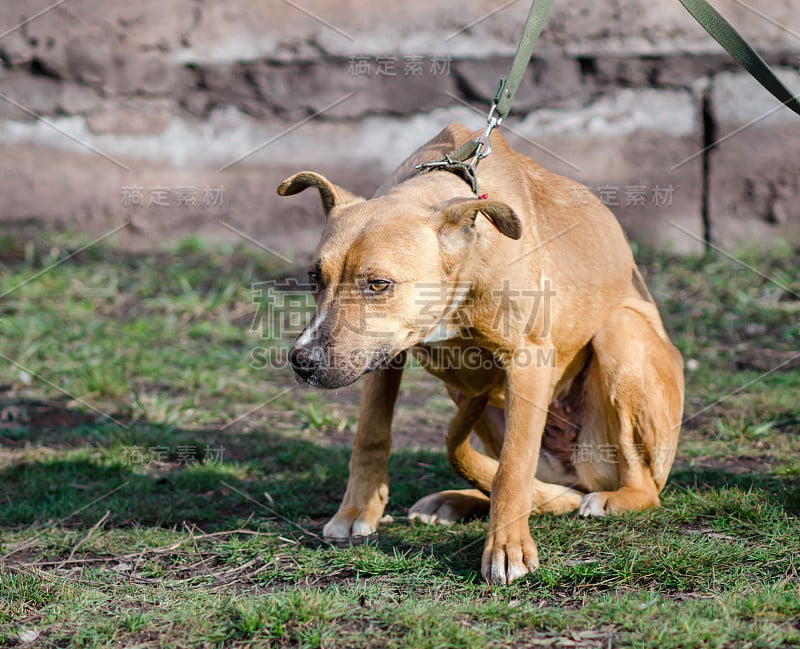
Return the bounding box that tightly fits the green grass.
[1,232,799,648]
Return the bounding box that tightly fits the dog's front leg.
[482,357,552,584]
[323,355,405,539]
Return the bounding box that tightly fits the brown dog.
[278,123,684,584]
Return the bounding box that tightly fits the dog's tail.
[446,394,498,495]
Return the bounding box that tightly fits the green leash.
[677,0,800,116]
[415,0,555,192]
[416,0,800,192]
[492,0,555,122]
[498,0,800,123]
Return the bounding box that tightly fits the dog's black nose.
[289,346,318,381]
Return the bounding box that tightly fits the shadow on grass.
[3,410,797,530]
[0,399,455,533]
[3,398,799,584]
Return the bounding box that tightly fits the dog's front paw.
[323,510,379,539]
[323,483,389,540]
[409,489,490,525]
[481,522,539,585]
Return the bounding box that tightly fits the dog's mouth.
[290,346,402,389]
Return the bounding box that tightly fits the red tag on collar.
[478,193,488,199]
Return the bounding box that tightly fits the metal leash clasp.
[467,102,503,170]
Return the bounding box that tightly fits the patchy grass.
[0,231,799,648]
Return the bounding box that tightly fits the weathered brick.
[506,88,705,254]
[708,69,800,250]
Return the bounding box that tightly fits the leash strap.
[415,0,800,193]
[414,0,555,194]
[494,0,800,121]
[678,0,800,116]
[492,0,554,121]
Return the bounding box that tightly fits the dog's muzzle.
[289,345,322,383]
[289,342,398,388]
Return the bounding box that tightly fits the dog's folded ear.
[277,171,363,217]
[437,197,523,240]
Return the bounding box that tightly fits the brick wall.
[1,0,798,255]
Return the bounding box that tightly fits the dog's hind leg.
[576,304,684,517]
[410,392,584,525]
[410,393,492,525]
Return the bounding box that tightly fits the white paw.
[409,490,490,526]
[503,561,531,585]
[408,493,458,526]
[351,519,378,537]
[408,509,456,526]
[481,528,539,585]
[323,516,377,539]
[579,492,608,518]
[322,518,351,539]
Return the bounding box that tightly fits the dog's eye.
[308,271,321,289]
[368,279,391,293]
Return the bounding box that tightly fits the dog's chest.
[411,342,506,401]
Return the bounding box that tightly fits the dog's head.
[277,171,521,388]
